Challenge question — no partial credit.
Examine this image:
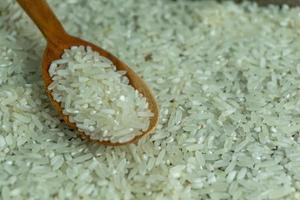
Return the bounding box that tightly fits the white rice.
[1,0,300,199]
[48,46,152,143]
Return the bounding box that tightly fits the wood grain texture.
[17,0,159,146]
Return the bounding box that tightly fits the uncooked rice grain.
[48,46,152,143]
[1,0,300,199]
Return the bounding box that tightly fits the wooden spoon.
[17,0,159,146]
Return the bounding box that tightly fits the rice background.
[1,0,300,199]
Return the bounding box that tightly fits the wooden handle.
[17,0,67,44]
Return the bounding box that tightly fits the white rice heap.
[1,0,300,199]
[48,46,152,143]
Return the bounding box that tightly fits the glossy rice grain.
[1,0,300,199]
[48,46,152,143]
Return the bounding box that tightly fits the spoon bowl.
[17,0,159,146]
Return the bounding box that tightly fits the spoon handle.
[17,0,67,44]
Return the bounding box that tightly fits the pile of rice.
[48,46,152,143]
[1,0,300,199]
